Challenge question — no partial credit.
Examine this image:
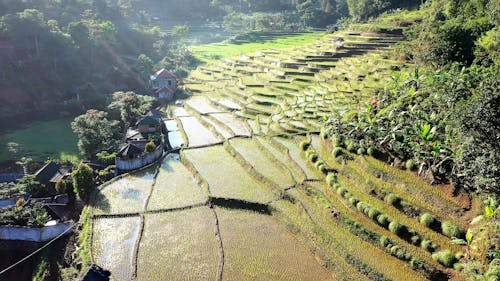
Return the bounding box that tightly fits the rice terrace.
[87,25,479,281]
[1,1,498,281]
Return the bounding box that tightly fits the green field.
[191,31,326,64]
[0,117,79,162]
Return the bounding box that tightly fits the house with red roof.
[150,68,177,101]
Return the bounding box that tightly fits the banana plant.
[416,123,436,143]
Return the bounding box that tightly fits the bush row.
[324,177,444,255]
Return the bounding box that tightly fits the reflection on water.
[168,131,184,149]
[121,188,141,200]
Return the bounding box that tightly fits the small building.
[150,69,177,101]
[117,143,144,160]
[34,161,69,190]
[136,116,162,134]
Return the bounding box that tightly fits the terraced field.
[89,29,471,280]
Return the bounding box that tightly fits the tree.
[135,54,154,82]
[108,91,153,126]
[56,179,76,205]
[71,110,121,159]
[72,163,94,201]
[16,174,39,194]
[0,9,47,57]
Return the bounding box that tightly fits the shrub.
[145,141,156,153]
[357,147,366,155]
[337,187,348,197]
[367,146,378,156]
[432,250,457,268]
[377,214,391,227]
[389,221,404,235]
[356,201,366,211]
[319,165,328,175]
[411,235,421,245]
[368,208,381,220]
[349,197,359,206]
[380,235,390,247]
[421,240,435,252]
[96,151,116,165]
[308,153,319,163]
[331,135,343,147]
[385,193,401,206]
[420,213,436,227]
[300,140,310,150]
[405,159,416,171]
[441,220,463,238]
[390,245,401,255]
[72,163,94,201]
[314,160,324,169]
[332,147,343,157]
[347,142,357,153]
[326,173,337,187]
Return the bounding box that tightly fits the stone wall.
[115,146,163,172]
[0,223,72,242]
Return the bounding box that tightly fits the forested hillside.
[0,0,422,123]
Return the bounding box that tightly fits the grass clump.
[419,213,436,227]
[337,186,349,197]
[368,208,381,220]
[377,214,391,227]
[380,235,391,247]
[308,152,319,163]
[405,159,416,171]
[441,220,463,238]
[367,146,378,157]
[411,235,421,245]
[349,197,360,206]
[432,250,457,268]
[346,142,357,153]
[326,173,337,187]
[388,220,404,235]
[332,147,343,157]
[357,147,366,155]
[385,193,401,206]
[421,240,436,253]
[300,140,311,151]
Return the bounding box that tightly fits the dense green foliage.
[107,91,154,126]
[71,110,120,158]
[71,162,94,200]
[459,199,500,280]
[0,202,49,227]
[0,0,195,120]
[55,179,76,205]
